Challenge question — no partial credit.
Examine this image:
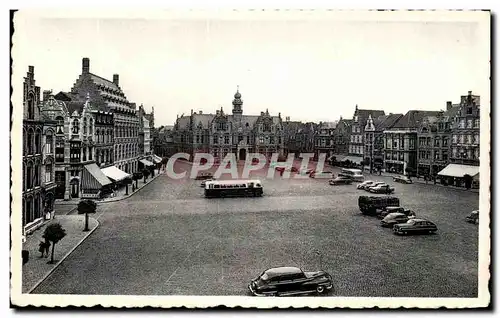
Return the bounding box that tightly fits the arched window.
[45,160,53,182]
[83,117,87,134]
[89,118,93,135]
[45,130,53,154]
[34,129,41,154]
[55,116,64,135]
[23,129,27,155]
[26,161,33,189]
[27,93,35,119]
[27,129,34,155]
[72,119,80,134]
[34,162,40,187]
[96,129,100,143]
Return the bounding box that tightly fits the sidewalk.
[55,170,164,216]
[22,215,99,293]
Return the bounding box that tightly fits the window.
[263,124,271,132]
[45,134,53,154]
[26,163,33,189]
[460,135,465,144]
[238,134,243,143]
[452,147,458,158]
[34,130,41,154]
[270,136,275,144]
[354,116,358,122]
[474,148,479,160]
[474,134,479,144]
[89,118,93,134]
[26,129,34,155]
[474,119,480,129]
[459,119,465,129]
[434,137,440,147]
[224,135,229,144]
[434,151,440,160]
[442,151,448,161]
[409,138,415,150]
[259,136,264,144]
[34,164,39,187]
[467,107,473,115]
[467,119,473,128]
[246,136,250,144]
[213,135,218,144]
[443,137,448,147]
[83,118,87,134]
[452,134,457,144]
[72,119,80,134]
[27,94,35,120]
[467,135,472,144]
[45,164,52,182]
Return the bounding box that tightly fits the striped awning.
[151,155,162,164]
[101,166,131,182]
[82,163,112,190]
[139,159,154,167]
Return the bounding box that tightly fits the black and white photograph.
[10,8,490,308]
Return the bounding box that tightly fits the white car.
[357,180,375,190]
[365,182,387,191]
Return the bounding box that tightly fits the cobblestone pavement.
[32,161,480,297]
[22,215,99,293]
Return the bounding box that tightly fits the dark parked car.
[195,172,214,180]
[466,210,479,224]
[378,206,416,219]
[358,196,400,216]
[329,176,353,185]
[393,175,413,184]
[380,212,409,227]
[393,219,438,235]
[248,267,333,296]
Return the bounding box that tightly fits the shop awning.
[82,163,112,189]
[139,159,154,167]
[151,155,162,164]
[101,165,131,182]
[437,164,480,178]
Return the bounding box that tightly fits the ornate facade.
[348,105,385,161]
[364,113,403,172]
[314,121,337,160]
[173,88,284,161]
[41,93,113,200]
[22,66,57,235]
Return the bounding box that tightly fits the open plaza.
[30,160,479,297]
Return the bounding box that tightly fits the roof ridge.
[89,72,115,85]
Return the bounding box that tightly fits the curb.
[95,172,163,204]
[27,218,100,294]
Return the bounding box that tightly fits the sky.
[12,10,489,127]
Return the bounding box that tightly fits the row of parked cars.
[358,196,438,235]
[356,180,396,194]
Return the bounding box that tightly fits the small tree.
[77,199,97,231]
[463,174,473,190]
[142,168,150,183]
[133,172,143,188]
[43,223,66,264]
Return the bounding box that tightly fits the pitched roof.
[443,105,461,118]
[90,73,119,91]
[357,109,385,120]
[374,113,404,131]
[391,110,443,129]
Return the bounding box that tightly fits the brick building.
[22,66,57,235]
[348,105,385,165]
[331,117,352,157]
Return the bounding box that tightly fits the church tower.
[232,85,243,121]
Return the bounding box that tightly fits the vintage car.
[393,218,438,235]
[364,182,387,191]
[310,171,333,179]
[466,210,479,224]
[248,267,333,296]
[358,196,400,216]
[368,184,395,194]
[393,175,413,184]
[378,206,416,219]
[328,176,353,186]
[356,180,376,190]
[195,172,214,180]
[380,212,409,227]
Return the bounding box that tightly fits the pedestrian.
[43,239,51,258]
[38,241,45,258]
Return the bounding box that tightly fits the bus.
[338,168,364,182]
[204,179,264,198]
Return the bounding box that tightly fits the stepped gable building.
[383,110,442,175]
[282,117,303,157]
[173,87,284,161]
[364,113,403,172]
[65,57,140,174]
[348,105,385,164]
[331,117,352,158]
[41,92,113,200]
[22,66,57,235]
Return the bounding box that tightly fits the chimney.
[216,110,220,115]
[199,110,203,114]
[28,65,34,73]
[113,74,119,86]
[468,91,472,96]
[191,109,193,115]
[43,90,52,101]
[82,57,90,74]
[446,101,452,110]
[261,111,264,116]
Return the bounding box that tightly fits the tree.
[463,174,473,190]
[132,172,143,189]
[77,199,97,231]
[142,168,150,183]
[43,223,66,264]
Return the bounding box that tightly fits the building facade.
[67,57,140,174]
[332,118,352,156]
[22,66,57,235]
[153,125,176,158]
[314,121,337,160]
[173,88,284,161]
[384,110,442,175]
[450,91,481,166]
[364,113,403,172]
[41,93,113,200]
[348,105,385,164]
